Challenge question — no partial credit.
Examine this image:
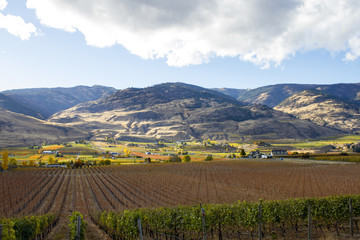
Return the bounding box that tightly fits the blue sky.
[1,0,360,91]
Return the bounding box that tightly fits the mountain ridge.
[48,83,343,141]
[2,85,117,119]
[274,89,360,132]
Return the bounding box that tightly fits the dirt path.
[45,171,74,240]
[75,170,111,240]
[45,170,110,240]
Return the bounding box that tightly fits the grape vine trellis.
[95,195,360,239]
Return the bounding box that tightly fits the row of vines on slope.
[96,195,360,240]
[0,213,55,240]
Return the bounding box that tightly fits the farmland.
[1,160,360,239]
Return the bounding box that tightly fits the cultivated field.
[1,160,360,239]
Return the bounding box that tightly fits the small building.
[45,164,66,168]
[43,151,54,154]
[271,150,288,156]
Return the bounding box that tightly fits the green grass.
[272,134,360,149]
[313,155,360,163]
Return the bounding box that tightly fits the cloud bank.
[27,0,360,67]
[0,0,7,11]
[0,0,36,40]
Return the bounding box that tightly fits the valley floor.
[1,160,360,239]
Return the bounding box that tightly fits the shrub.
[169,155,182,162]
[182,155,191,162]
[204,155,213,161]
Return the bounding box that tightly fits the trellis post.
[349,199,354,239]
[201,205,207,240]
[76,216,81,240]
[138,217,144,240]
[258,201,262,240]
[308,203,311,240]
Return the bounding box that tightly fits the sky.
[1,0,360,91]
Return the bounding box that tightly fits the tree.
[9,157,17,167]
[169,155,182,162]
[2,151,9,170]
[48,156,55,164]
[204,155,213,161]
[240,149,246,157]
[124,148,131,157]
[182,155,191,162]
[29,160,35,167]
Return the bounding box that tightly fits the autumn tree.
[48,156,55,164]
[2,151,9,170]
[124,148,131,157]
[29,160,35,167]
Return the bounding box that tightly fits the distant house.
[45,164,66,168]
[43,151,54,154]
[271,150,288,156]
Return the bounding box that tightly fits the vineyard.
[1,160,360,239]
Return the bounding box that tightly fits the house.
[45,164,66,168]
[43,151,55,154]
[271,150,288,156]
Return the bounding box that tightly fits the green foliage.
[204,155,213,161]
[69,211,87,240]
[0,214,54,240]
[95,195,360,240]
[240,149,246,156]
[99,159,111,165]
[182,155,191,162]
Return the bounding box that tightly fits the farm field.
[1,160,360,239]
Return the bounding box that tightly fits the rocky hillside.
[216,83,360,108]
[274,90,360,132]
[49,83,343,141]
[0,109,87,147]
[3,85,116,119]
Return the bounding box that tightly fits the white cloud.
[0,0,7,11]
[26,0,360,67]
[0,13,37,40]
[344,37,360,61]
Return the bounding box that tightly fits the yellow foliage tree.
[21,161,28,166]
[48,156,55,164]
[2,151,9,170]
[29,160,35,167]
[124,148,131,157]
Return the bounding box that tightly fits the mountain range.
[3,85,116,119]
[1,82,360,147]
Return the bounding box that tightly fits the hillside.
[274,90,360,132]
[3,85,116,119]
[49,83,343,141]
[212,88,246,100]
[0,93,43,119]
[216,83,360,108]
[0,108,87,147]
